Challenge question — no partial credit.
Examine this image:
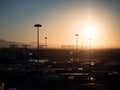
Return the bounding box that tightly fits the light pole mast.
[89,38,91,61]
[75,34,79,51]
[34,24,42,63]
[45,37,47,49]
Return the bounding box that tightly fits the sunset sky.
[0,0,120,48]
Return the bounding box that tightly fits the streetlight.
[75,34,79,51]
[45,37,47,49]
[89,38,91,60]
[34,24,42,63]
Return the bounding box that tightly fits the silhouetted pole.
[75,34,79,51]
[89,38,91,61]
[34,24,42,63]
[45,37,47,49]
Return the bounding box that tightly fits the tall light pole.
[75,34,79,51]
[34,24,42,63]
[89,38,91,61]
[45,37,47,49]
[89,38,91,51]
[89,38,94,65]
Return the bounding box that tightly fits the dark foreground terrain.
[0,48,120,90]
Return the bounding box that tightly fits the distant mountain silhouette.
[0,39,59,48]
[0,39,23,48]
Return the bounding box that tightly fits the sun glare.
[83,24,96,38]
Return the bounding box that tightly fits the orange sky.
[0,0,120,48]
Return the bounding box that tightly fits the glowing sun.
[83,24,96,38]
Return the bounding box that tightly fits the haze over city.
[0,1,120,90]
[0,0,120,48]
